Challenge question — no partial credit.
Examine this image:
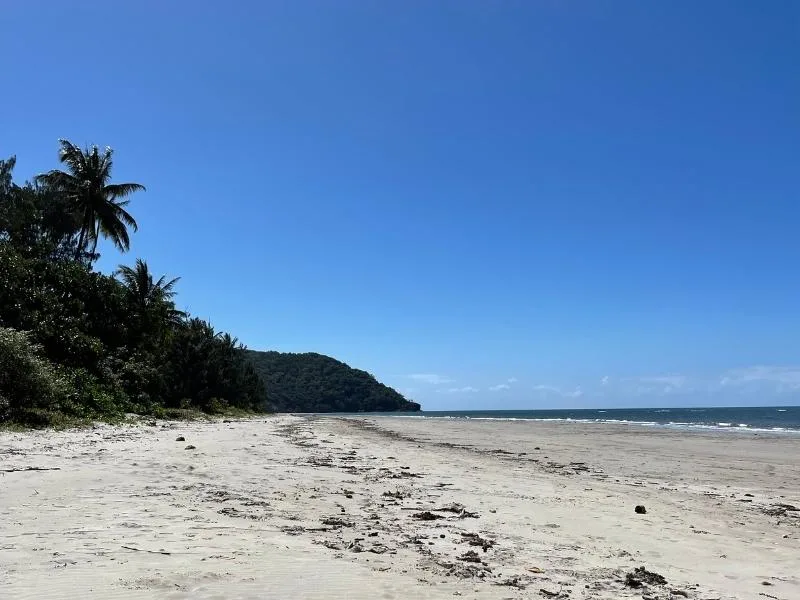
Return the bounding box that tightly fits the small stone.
[635,505,647,514]
[176,436,186,442]
[185,445,196,450]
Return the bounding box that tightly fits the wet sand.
[1,415,798,599]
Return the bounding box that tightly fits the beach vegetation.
[0,142,419,426]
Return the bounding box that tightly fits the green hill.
[245,350,421,413]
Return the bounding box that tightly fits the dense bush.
[0,327,69,419]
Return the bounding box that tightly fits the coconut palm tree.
[116,259,185,341]
[218,332,243,350]
[36,139,144,260]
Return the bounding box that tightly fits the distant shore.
[1,415,798,599]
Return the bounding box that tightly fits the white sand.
[1,415,798,599]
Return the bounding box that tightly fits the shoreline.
[358,412,800,436]
[2,415,798,599]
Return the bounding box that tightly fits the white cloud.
[533,385,583,398]
[516,366,800,401]
[565,386,583,398]
[635,375,687,388]
[720,366,800,390]
[489,383,510,391]
[621,374,689,395]
[507,377,518,384]
[408,373,453,385]
[442,386,479,394]
[533,384,561,394]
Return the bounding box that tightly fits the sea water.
[379,406,800,433]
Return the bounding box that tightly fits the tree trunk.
[75,227,86,260]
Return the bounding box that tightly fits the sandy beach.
[1,416,798,599]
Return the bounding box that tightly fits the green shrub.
[0,327,69,420]
[58,367,129,418]
[202,397,229,415]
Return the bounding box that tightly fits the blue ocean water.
[389,406,800,433]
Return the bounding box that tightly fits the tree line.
[0,140,266,426]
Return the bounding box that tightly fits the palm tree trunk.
[90,226,100,256]
[76,228,86,260]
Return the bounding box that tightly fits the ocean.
[384,406,800,433]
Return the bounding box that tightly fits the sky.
[2,1,799,410]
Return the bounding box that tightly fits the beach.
[1,416,798,599]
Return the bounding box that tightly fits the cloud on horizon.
[533,384,583,398]
[633,375,688,388]
[599,366,800,398]
[720,366,800,390]
[410,365,800,404]
[489,377,517,392]
[408,373,454,385]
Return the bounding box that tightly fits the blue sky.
[3,1,799,410]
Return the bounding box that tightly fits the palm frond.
[57,139,87,174]
[99,147,114,180]
[115,264,139,290]
[97,216,132,252]
[110,201,139,232]
[35,169,77,191]
[105,182,146,198]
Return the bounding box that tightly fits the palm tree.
[36,139,144,259]
[218,332,243,350]
[116,259,185,338]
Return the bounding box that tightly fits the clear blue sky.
[3,1,799,410]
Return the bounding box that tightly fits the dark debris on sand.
[625,566,667,587]
[413,511,444,521]
[461,532,496,551]
[437,503,480,518]
[458,550,483,563]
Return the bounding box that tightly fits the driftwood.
[121,545,171,555]
[0,466,61,473]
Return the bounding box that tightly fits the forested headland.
[0,140,419,427]
[246,350,420,413]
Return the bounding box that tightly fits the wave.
[378,413,800,434]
